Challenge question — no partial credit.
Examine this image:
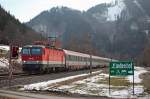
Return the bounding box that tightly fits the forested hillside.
[0,5,43,45]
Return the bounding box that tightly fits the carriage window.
[22,48,30,55]
[31,48,42,55]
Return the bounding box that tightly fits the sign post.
[133,72,134,95]
[109,61,134,95]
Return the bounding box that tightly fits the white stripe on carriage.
[22,61,65,65]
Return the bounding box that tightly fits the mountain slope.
[0,5,42,45]
[26,0,150,61]
[27,7,96,54]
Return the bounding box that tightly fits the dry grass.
[0,95,17,99]
[96,77,131,86]
[140,72,150,94]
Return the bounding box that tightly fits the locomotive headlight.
[23,61,26,63]
[36,61,40,63]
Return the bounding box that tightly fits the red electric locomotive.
[21,45,65,72]
[21,45,111,73]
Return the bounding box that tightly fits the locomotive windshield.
[22,48,30,55]
[31,48,42,55]
[22,47,42,55]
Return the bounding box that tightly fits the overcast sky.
[0,0,113,23]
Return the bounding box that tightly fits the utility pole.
[90,54,92,74]
[8,41,19,88]
[8,44,13,88]
[88,33,92,74]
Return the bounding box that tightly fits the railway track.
[0,68,103,88]
[0,67,100,81]
[0,72,29,80]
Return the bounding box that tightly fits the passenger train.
[21,45,113,73]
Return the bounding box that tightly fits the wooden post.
[133,66,134,95]
[90,54,92,74]
[109,73,110,95]
[109,58,112,95]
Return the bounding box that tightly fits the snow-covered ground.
[0,58,9,69]
[0,45,9,69]
[22,67,148,98]
[127,67,147,83]
[22,71,101,91]
[0,45,22,52]
[0,45,22,69]
[56,67,147,98]
[0,45,9,51]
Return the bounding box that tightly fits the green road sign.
[109,61,134,76]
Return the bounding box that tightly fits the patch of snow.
[0,45,9,51]
[70,89,88,95]
[99,73,109,77]
[110,89,129,98]
[127,67,147,83]
[23,71,102,91]
[109,85,144,98]
[0,45,21,52]
[0,58,9,68]
[58,85,74,89]
[129,85,144,95]
[107,0,126,21]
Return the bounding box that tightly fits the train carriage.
[64,50,90,70]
